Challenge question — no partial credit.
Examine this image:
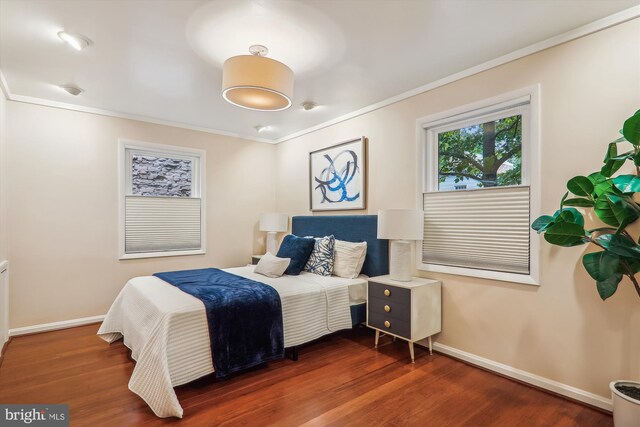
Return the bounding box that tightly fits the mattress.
[98,266,366,418]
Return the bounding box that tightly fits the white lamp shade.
[377,209,424,240]
[222,55,294,111]
[259,212,288,232]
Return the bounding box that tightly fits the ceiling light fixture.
[57,31,92,51]
[222,45,293,111]
[301,101,318,111]
[254,125,271,133]
[59,85,84,96]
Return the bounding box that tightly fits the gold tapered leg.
[374,330,380,349]
[409,341,415,363]
[429,336,433,355]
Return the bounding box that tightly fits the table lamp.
[377,209,424,281]
[259,212,288,254]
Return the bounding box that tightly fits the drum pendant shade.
[222,55,294,111]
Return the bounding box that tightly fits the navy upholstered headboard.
[291,215,389,277]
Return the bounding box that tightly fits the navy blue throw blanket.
[153,268,284,378]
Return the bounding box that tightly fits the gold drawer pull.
[384,320,391,328]
[384,289,391,296]
[384,305,391,312]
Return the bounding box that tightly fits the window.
[437,113,522,190]
[119,139,206,259]
[417,87,540,285]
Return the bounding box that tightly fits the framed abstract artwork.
[309,137,367,211]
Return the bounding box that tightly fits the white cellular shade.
[422,186,530,274]
[377,209,424,240]
[125,196,201,253]
[259,212,288,232]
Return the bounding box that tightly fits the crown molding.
[1,6,638,145]
[275,5,640,143]
[0,71,275,145]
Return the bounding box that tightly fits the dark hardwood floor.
[0,324,611,426]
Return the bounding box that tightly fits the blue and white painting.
[310,137,366,211]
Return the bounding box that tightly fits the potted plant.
[532,109,640,426]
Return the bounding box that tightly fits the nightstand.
[367,275,441,363]
[251,255,263,265]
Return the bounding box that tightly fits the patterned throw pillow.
[303,235,335,276]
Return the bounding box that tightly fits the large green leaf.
[544,221,586,247]
[594,197,623,227]
[562,198,595,207]
[607,194,640,216]
[582,251,620,281]
[610,151,634,161]
[595,234,640,259]
[604,195,640,233]
[531,215,554,234]
[634,150,640,167]
[613,174,640,193]
[626,259,640,274]
[622,109,640,145]
[604,142,617,162]
[593,179,617,197]
[596,274,622,301]
[567,176,594,196]
[614,258,640,275]
[588,172,606,185]
[601,159,625,177]
[553,208,585,227]
[593,193,637,228]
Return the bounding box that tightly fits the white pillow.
[254,252,291,278]
[333,240,367,279]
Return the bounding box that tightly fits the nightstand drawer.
[368,296,410,323]
[368,312,411,339]
[368,281,410,305]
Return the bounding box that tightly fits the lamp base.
[266,232,278,255]
[390,240,412,282]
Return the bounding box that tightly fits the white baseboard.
[432,342,612,412]
[8,315,105,337]
[5,315,614,411]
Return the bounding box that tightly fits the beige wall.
[0,93,7,262]
[275,20,640,398]
[5,102,276,328]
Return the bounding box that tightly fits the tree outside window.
[438,114,522,190]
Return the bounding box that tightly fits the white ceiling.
[0,0,638,142]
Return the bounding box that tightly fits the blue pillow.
[277,234,316,275]
[303,235,335,276]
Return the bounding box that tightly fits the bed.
[98,215,389,418]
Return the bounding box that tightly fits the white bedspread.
[97,266,366,418]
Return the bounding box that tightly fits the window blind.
[422,186,530,274]
[125,196,201,253]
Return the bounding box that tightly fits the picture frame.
[309,136,367,211]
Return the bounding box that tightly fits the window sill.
[120,249,205,260]
[417,262,539,286]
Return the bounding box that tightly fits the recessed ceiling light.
[59,85,84,96]
[254,125,271,133]
[57,31,92,51]
[301,101,318,111]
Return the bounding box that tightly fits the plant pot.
[610,381,640,427]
